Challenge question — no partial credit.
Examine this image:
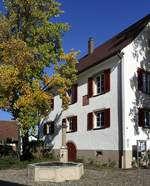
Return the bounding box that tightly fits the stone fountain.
[28,121,84,183]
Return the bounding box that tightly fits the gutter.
[117,52,124,168]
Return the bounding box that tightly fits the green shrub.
[108,159,116,168]
[0,145,18,158]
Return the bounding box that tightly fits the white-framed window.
[143,73,150,94]
[94,73,104,95]
[144,110,150,128]
[94,111,105,128]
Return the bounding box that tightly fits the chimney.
[88,37,94,55]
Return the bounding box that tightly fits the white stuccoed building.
[40,14,150,168]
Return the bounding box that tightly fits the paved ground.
[0,168,149,186]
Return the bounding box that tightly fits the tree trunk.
[21,132,31,160]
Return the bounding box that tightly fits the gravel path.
[0,168,150,186]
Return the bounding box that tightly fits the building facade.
[40,14,150,168]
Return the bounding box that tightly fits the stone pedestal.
[60,147,68,163]
[60,121,68,163]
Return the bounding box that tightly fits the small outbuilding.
[0,120,19,152]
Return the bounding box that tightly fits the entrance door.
[66,142,77,162]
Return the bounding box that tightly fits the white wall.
[46,55,121,151]
[122,23,150,152]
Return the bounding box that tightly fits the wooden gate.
[66,142,77,162]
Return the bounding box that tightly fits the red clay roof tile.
[0,120,18,141]
[77,14,150,73]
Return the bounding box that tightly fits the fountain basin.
[28,162,84,183]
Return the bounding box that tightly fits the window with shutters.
[95,73,104,95]
[87,108,110,131]
[144,110,150,128]
[66,116,77,132]
[67,84,78,104]
[139,108,150,128]
[43,121,54,135]
[138,68,150,94]
[67,117,73,131]
[143,73,150,94]
[90,69,110,97]
[94,111,105,128]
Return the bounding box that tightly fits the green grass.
[0,156,56,170]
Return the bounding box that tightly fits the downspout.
[117,52,124,168]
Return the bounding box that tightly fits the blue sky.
[0,0,150,120]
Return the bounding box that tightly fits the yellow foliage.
[0,0,78,135]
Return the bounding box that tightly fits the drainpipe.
[117,52,124,168]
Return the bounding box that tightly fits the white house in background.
[40,14,150,168]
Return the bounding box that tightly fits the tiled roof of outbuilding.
[0,120,18,141]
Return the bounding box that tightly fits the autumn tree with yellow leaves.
[0,0,78,155]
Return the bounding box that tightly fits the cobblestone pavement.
[0,168,150,186]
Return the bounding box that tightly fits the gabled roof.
[0,120,18,141]
[77,14,150,74]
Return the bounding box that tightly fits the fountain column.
[60,119,68,163]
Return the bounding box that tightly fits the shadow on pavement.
[0,180,26,186]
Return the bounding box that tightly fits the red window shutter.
[51,98,54,110]
[137,68,144,91]
[62,118,66,123]
[87,112,93,130]
[88,77,93,98]
[104,69,110,93]
[72,116,77,132]
[50,121,55,134]
[104,108,110,128]
[83,95,89,106]
[72,84,78,104]
[138,108,144,127]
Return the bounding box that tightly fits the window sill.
[68,102,77,106]
[66,130,77,133]
[93,127,105,130]
[143,126,150,129]
[92,92,106,98]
